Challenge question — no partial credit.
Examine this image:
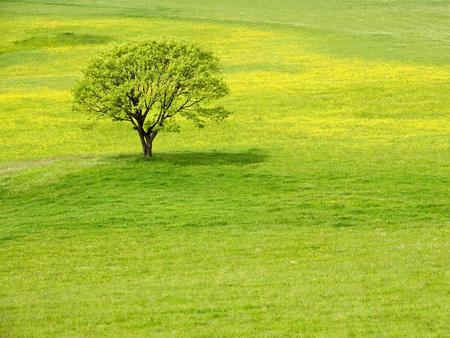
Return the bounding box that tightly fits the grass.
[0,0,449,336]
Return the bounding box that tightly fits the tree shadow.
[152,148,266,166]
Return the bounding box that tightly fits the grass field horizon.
[1,0,449,336]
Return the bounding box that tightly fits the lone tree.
[73,40,230,158]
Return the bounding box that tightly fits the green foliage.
[73,40,230,156]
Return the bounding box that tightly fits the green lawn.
[1,0,449,336]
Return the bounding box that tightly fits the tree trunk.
[137,128,156,158]
[143,140,153,158]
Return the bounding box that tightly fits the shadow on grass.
[157,148,266,166]
[110,148,267,166]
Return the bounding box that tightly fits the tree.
[73,40,230,158]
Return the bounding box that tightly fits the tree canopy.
[73,40,230,157]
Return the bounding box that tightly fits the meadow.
[0,0,449,336]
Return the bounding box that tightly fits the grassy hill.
[0,0,449,336]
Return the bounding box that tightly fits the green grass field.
[1,0,449,336]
